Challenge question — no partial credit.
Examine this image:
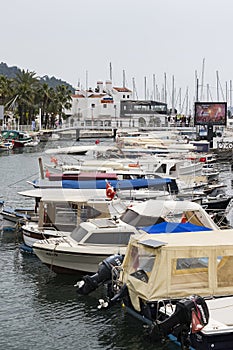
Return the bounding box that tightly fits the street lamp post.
[114,104,117,127]
[91,103,95,128]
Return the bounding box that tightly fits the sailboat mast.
[109,62,112,81]
[172,75,175,114]
[164,73,167,104]
[123,70,126,88]
[153,74,156,101]
[216,71,219,101]
[226,81,228,104]
[144,76,147,100]
[230,80,232,106]
[132,77,138,100]
[200,58,205,101]
[195,70,199,102]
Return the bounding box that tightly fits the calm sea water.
[0,140,232,350]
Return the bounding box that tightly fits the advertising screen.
[194,102,227,126]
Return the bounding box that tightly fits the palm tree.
[12,70,40,125]
[0,75,14,106]
[44,84,72,128]
[36,83,54,129]
[54,84,72,125]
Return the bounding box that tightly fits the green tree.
[37,83,54,129]
[0,75,14,106]
[12,70,40,124]
[55,84,72,124]
[46,84,72,128]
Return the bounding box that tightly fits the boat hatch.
[139,239,167,248]
[89,218,117,228]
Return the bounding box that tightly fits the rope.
[8,171,39,188]
[48,241,60,277]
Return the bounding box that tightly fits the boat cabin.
[18,188,126,231]
[121,229,233,309]
[119,199,218,229]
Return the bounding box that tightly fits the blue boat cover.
[141,222,212,233]
[62,178,172,190]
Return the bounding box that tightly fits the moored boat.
[33,199,218,274]
[1,130,33,148]
[75,229,233,349]
[19,188,127,251]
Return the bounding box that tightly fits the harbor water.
[0,140,232,350]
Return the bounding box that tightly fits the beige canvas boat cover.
[121,229,233,311]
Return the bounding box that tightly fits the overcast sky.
[1,0,232,107]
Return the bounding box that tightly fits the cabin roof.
[134,229,233,248]
[18,188,109,202]
[129,199,203,216]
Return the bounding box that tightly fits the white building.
[65,81,132,128]
[65,80,168,129]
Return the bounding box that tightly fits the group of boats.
[1,129,233,349]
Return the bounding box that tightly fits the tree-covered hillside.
[0,62,75,92]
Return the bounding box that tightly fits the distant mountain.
[0,62,75,92]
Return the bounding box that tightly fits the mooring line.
[8,171,39,188]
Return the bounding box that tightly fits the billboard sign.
[194,102,227,126]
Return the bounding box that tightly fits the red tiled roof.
[72,94,86,98]
[88,93,106,98]
[113,87,132,92]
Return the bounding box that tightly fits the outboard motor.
[75,254,124,295]
[150,295,209,349]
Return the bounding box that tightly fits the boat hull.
[33,246,112,274]
[191,331,233,350]
[123,301,233,350]
[22,225,67,248]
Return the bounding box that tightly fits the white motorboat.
[19,188,127,250]
[33,218,139,274]
[116,132,197,154]
[44,144,106,155]
[140,156,203,178]
[33,199,218,274]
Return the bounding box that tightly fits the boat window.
[217,255,233,287]
[154,164,166,174]
[70,226,88,242]
[80,205,103,221]
[128,245,156,282]
[171,257,209,290]
[120,209,164,227]
[84,232,134,245]
[55,206,77,223]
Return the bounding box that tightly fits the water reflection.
[11,246,179,350]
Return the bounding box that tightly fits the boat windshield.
[83,231,134,245]
[70,226,88,242]
[2,130,18,139]
[127,244,156,282]
[120,208,164,227]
